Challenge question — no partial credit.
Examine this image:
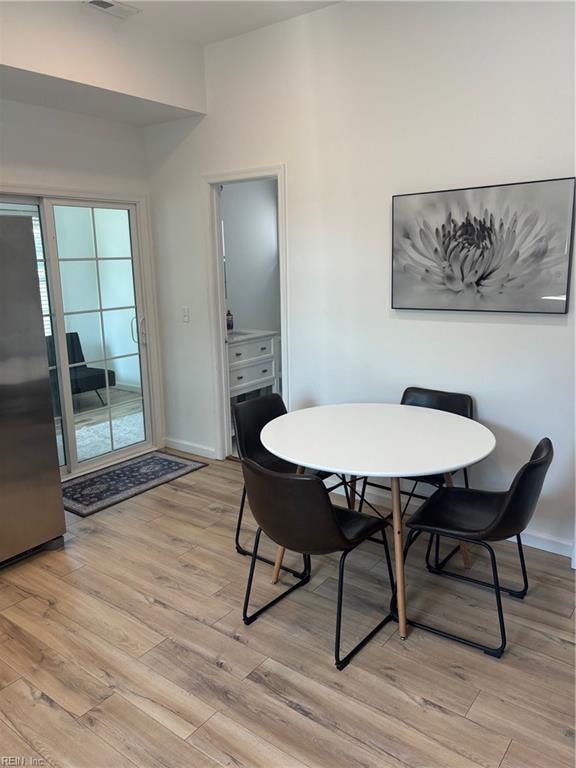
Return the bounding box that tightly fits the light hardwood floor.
[0,457,573,768]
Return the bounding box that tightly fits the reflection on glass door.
[0,201,66,467]
[51,203,149,465]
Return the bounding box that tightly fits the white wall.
[0,99,152,393]
[221,179,280,332]
[146,1,575,554]
[0,2,205,114]
[0,99,148,195]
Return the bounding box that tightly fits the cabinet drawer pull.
[235,352,242,357]
[260,346,266,351]
[236,375,244,381]
[261,369,268,374]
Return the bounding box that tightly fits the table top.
[260,403,496,478]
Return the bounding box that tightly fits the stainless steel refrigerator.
[0,215,65,564]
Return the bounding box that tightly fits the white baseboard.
[330,479,574,563]
[164,438,218,460]
[520,531,574,560]
[115,383,141,393]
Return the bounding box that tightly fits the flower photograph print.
[392,178,575,313]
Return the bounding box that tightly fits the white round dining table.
[261,403,496,639]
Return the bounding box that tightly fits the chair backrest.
[241,458,351,555]
[66,332,86,365]
[46,332,86,368]
[491,438,554,539]
[232,394,287,464]
[401,386,473,419]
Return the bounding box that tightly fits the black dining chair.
[358,386,474,516]
[397,438,553,657]
[232,394,347,578]
[240,458,395,669]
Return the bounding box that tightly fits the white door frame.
[0,183,166,477]
[203,165,289,459]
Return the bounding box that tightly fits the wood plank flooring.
[0,456,573,767]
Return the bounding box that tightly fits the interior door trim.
[203,164,289,460]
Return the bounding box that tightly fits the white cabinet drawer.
[228,337,272,365]
[229,360,275,390]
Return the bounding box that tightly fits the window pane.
[111,399,145,450]
[94,208,131,258]
[0,203,44,259]
[75,412,112,462]
[60,261,99,313]
[108,355,142,400]
[48,371,66,467]
[55,418,66,466]
[54,206,95,259]
[99,260,135,309]
[102,309,138,358]
[64,312,104,364]
[36,261,51,315]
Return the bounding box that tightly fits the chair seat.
[407,487,507,541]
[70,365,116,395]
[333,506,388,547]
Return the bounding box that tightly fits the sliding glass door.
[1,195,153,475]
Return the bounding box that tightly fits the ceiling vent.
[85,0,140,19]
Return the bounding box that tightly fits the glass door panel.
[50,201,150,470]
[54,206,95,259]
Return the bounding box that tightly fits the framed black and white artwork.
[392,177,575,313]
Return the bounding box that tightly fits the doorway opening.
[207,167,288,459]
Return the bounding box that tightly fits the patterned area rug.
[62,451,206,517]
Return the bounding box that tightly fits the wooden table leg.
[444,472,472,569]
[272,465,305,584]
[272,546,286,584]
[391,477,408,639]
[349,475,357,510]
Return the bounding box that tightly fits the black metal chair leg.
[403,531,507,657]
[357,477,368,512]
[427,468,469,565]
[401,480,419,517]
[425,533,529,599]
[342,476,351,508]
[486,542,507,655]
[235,486,308,579]
[235,487,248,555]
[356,479,387,518]
[243,529,311,625]
[382,528,395,593]
[425,533,435,568]
[335,533,394,670]
[390,528,420,620]
[95,390,105,406]
[508,534,529,598]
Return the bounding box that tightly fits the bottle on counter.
[226,309,234,331]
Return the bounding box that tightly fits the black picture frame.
[391,177,575,314]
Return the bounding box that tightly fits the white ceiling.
[127,1,336,46]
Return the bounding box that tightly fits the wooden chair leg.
[272,547,286,584]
